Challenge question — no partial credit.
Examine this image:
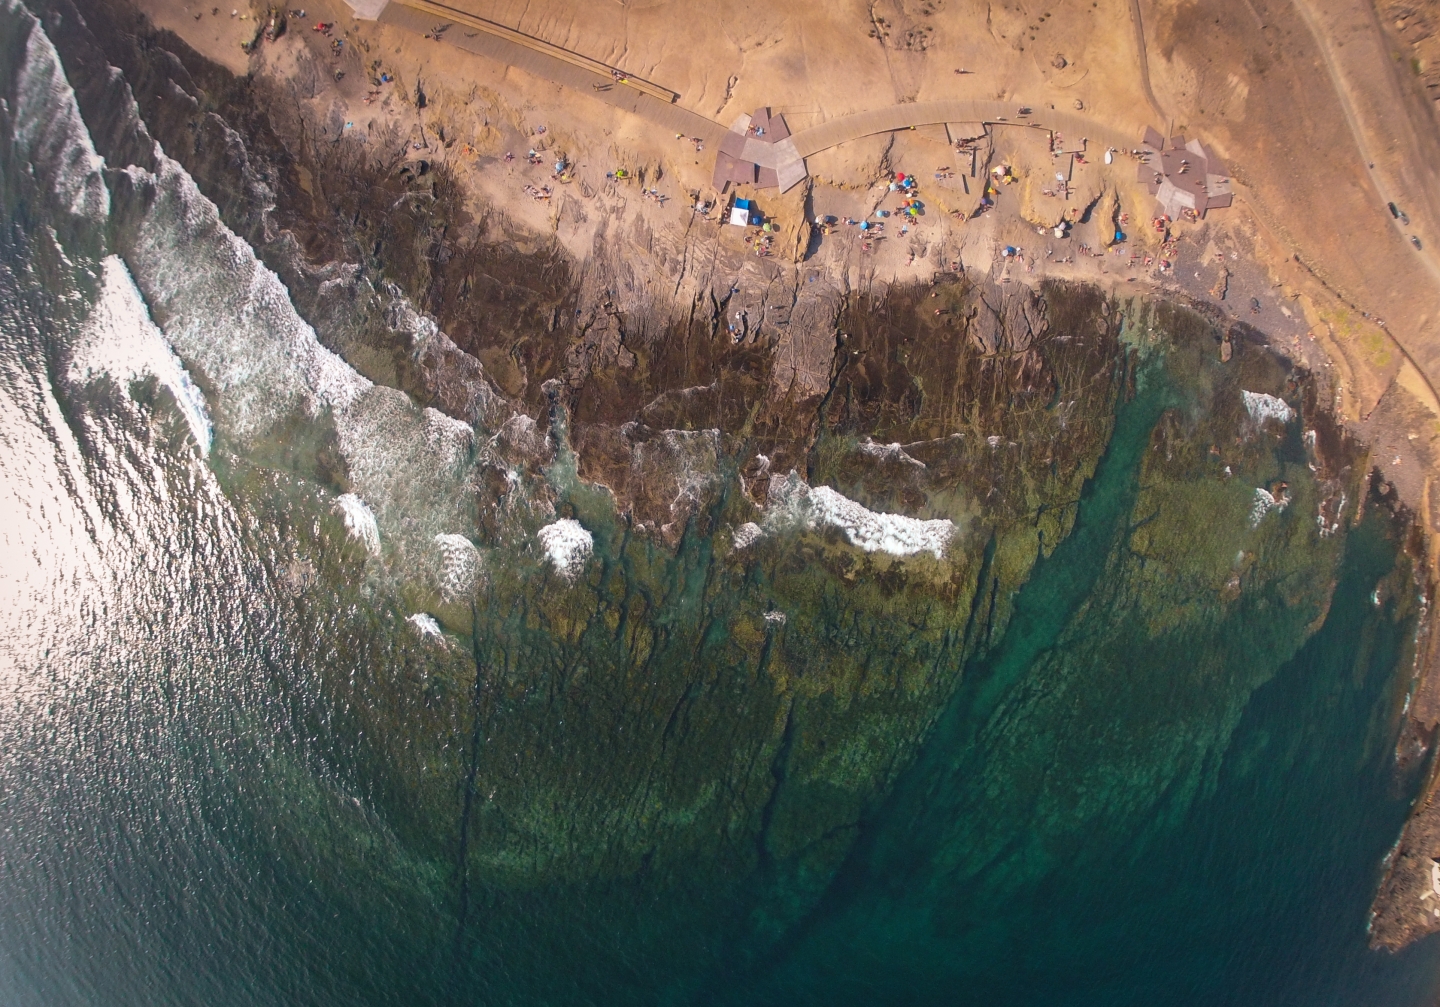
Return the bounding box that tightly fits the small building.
[1137,126,1233,219]
[713,152,757,188]
[712,107,808,193]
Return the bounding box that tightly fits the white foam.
[765,472,956,559]
[732,522,764,549]
[114,149,486,559]
[70,256,213,455]
[383,281,507,428]
[643,428,721,512]
[859,438,926,468]
[334,494,381,555]
[1242,390,1295,427]
[1249,486,1290,528]
[433,533,481,599]
[332,389,476,543]
[407,613,442,636]
[1317,490,1346,538]
[537,518,592,580]
[8,0,109,225]
[119,155,371,443]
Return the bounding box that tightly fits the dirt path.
[1128,0,1167,121]
[358,5,1149,185]
[393,0,676,102]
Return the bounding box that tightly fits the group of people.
[362,68,393,106]
[814,171,933,253]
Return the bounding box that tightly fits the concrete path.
[788,100,1134,161]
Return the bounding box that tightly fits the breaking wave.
[764,471,957,559]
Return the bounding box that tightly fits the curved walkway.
[788,99,1133,161]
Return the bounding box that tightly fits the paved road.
[1289,0,1440,281]
[1288,0,1440,396]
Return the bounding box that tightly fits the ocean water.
[727,371,1440,1006]
[4,0,1440,1003]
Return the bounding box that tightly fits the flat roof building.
[1137,127,1233,219]
[712,107,807,193]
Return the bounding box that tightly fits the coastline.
[66,0,1440,954]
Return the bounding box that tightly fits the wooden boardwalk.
[392,0,675,102]
[789,100,1133,160]
[377,0,729,143]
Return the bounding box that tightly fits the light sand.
[129,0,1440,451]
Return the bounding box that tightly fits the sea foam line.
[8,0,110,225]
[70,256,214,456]
[763,472,956,559]
[1242,390,1296,427]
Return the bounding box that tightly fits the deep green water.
[726,368,1440,1006]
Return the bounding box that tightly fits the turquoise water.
[726,377,1440,1005]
